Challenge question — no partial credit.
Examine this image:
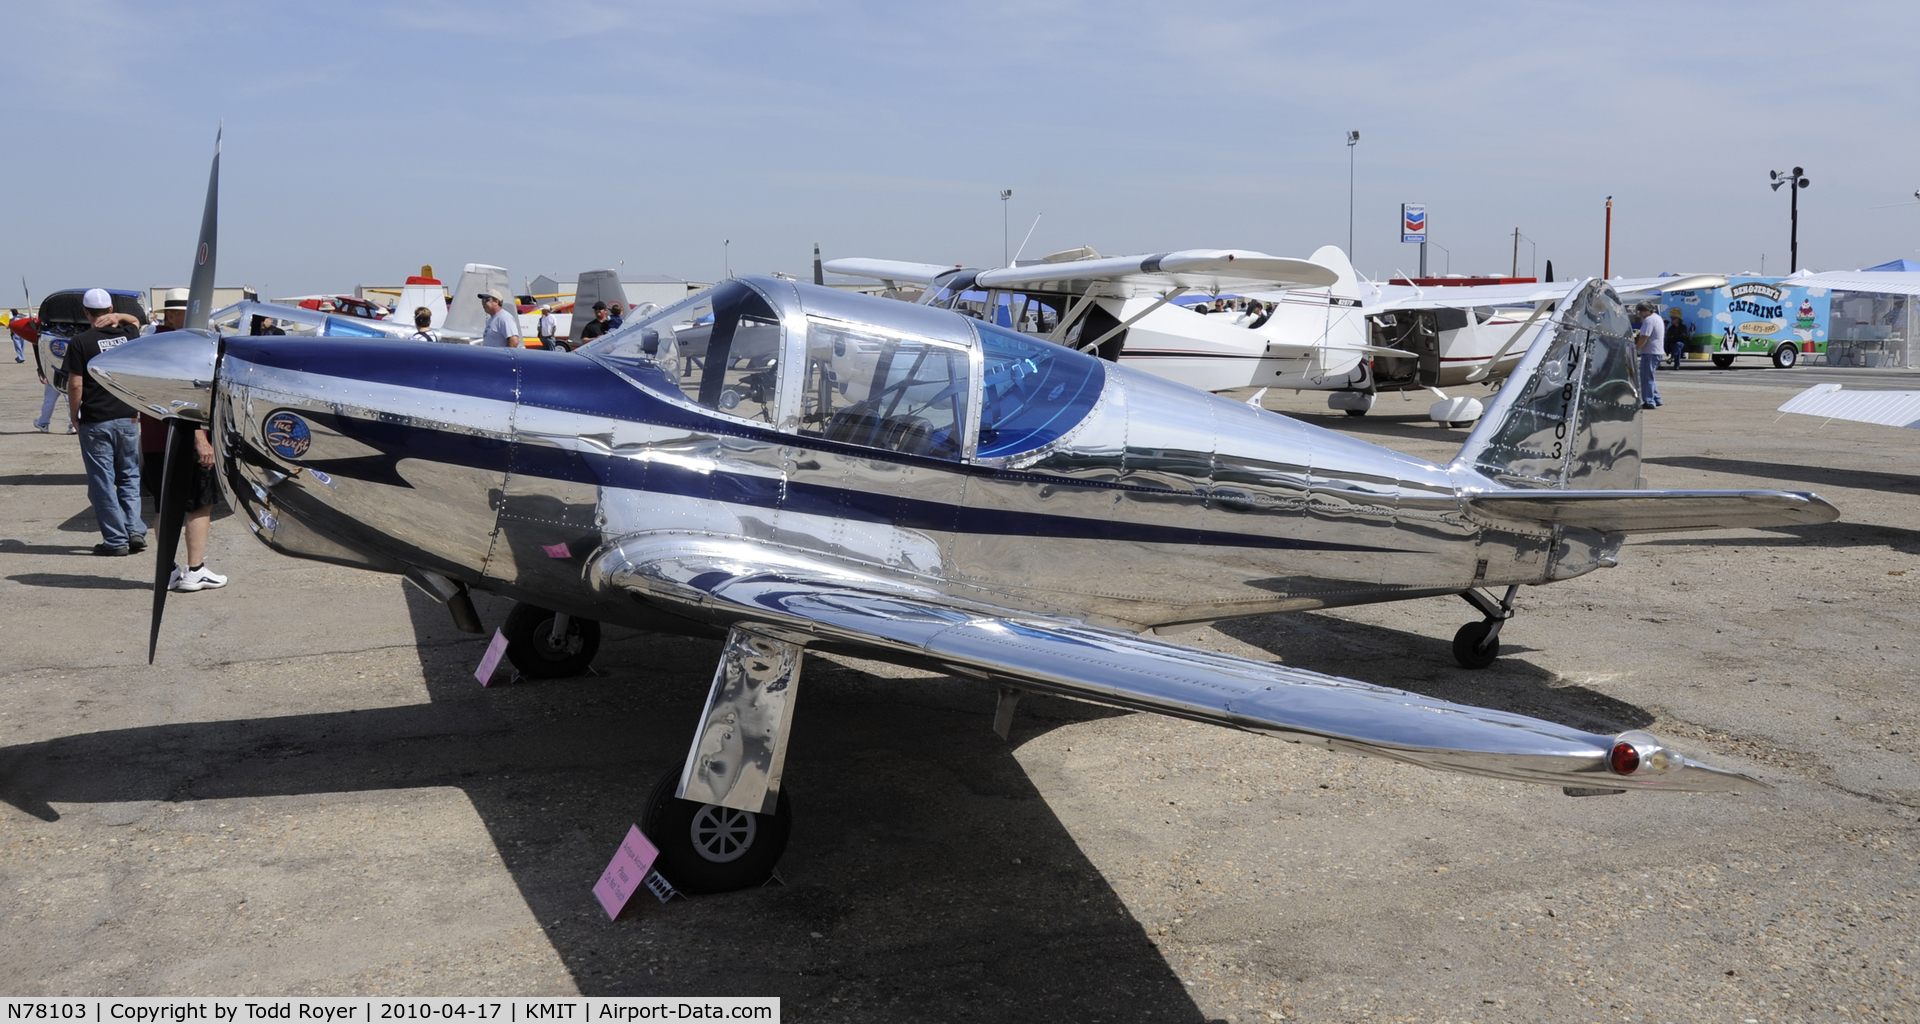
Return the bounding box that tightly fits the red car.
[297,295,388,320]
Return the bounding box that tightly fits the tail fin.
[445,263,512,336]
[568,269,630,344]
[1452,279,1641,490]
[1306,244,1362,302]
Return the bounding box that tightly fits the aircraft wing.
[971,250,1339,299]
[1466,489,1839,533]
[1790,272,1920,297]
[593,534,1764,794]
[1365,275,1727,313]
[820,258,956,286]
[1778,383,1920,429]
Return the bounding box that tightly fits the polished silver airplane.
[94,142,1839,892]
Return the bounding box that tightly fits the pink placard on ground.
[593,824,661,920]
[542,541,571,559]
[474,628,509,687]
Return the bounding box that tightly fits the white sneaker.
[33,422,48,433]
[170,565,228,592]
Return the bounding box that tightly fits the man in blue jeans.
[64,289,147,556]
[1634,302,1665,409]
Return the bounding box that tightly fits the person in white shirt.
[1634,302,1665,409]
[536,304,559,350]
[478,291,522,348]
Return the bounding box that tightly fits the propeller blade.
[148,422,197,663]
[185,127,220,332]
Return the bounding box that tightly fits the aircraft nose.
[90,329,219,424]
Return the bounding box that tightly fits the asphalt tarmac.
[2,359,1916,1022]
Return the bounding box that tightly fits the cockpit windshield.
[918,270,982,316]
[972,321,1104,458]
[583,280,783,424]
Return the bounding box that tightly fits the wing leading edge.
[594,534,1765,794]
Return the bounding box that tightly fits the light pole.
[1346,131,1360,264]
[1769,166,1811,273]
[1430,242,1451,276]
[723,239,730,279]
[1000,189,1013,267]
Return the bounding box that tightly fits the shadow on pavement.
[1213,609,1656,734]
[0,583,1210,1020]
[0,474,89,487]
[6,572,151,590]
[1645,455,1920,495]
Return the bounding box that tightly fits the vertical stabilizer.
[1452,279,1641,490]
[1307,244,1362,301]
[569,269,630,344]
[446,264,511,336]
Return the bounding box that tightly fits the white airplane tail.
[568,269,630,345]
[1306,244,1363,303]
[446,264,512,336]
[393,275,447,331]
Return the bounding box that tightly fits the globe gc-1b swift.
[91,143,1838,891]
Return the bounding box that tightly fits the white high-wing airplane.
[827,248,1721,426]
[1345,274,1731,423]
[824,246,1392,392]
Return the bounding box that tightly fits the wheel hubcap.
[536,619,580,658]
[689,804,757,863]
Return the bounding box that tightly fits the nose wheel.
[1454,585,1519,669]
[642,766,792,894]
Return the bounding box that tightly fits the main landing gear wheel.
[1453,621,1500,669]
[501,602,600,678]
[1772,344,1799,369]
[642,766,792,894]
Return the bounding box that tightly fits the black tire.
[501,602,600,679]
[1452,620,1500,669]
[1711,353,1736,369]
[1772,344,1798,369]
[1447,421,1473,429]
[1344,408,1367,417]
[642,767,792,894]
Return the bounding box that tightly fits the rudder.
[1451,279,1641,490]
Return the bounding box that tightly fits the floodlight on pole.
[1346,131,1360,266]
[1000,189,1013,267]
[1768,166,1811,273]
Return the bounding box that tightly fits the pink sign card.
[593,824,662,920]
[474,628,508,687]
[542,541,571,559]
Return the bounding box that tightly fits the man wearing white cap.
[64,288,148,555]
[478,291,522,348]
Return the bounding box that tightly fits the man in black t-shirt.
[63,289,148,556]
[579,301,611,343]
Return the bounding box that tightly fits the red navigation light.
[1608,741,1640,776]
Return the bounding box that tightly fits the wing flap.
[597,534,1764,793]
[1466,489,1838,533]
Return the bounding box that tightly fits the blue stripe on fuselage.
[227,338,1405,553]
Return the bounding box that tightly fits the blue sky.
[6,0,1918,302]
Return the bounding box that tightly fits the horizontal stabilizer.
[595,534,1766,794]
[1467,489,1839,533]
[1778,383,1920,429]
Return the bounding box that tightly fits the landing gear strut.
[1453,584,1519,669]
